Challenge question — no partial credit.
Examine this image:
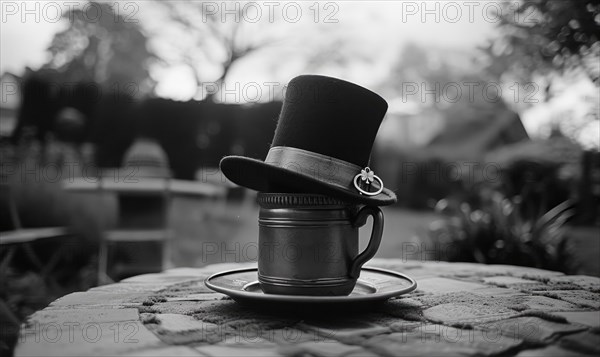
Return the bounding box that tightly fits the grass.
[167,195,442,268]
[167,195,598,276]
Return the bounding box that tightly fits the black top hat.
[220,75,397,205]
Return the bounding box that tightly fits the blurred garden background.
[1,0,599,352]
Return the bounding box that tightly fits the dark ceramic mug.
[257,193,384,296]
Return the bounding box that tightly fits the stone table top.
[15,259,600,356]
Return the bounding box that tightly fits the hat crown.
[219,75,397,205]
[272,75,388,167]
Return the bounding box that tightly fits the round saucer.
[204,266,417,310]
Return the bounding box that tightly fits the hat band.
[265,146,382,193]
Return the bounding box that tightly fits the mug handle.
[349,206,384,279]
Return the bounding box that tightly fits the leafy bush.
[1,143,108,353]
[429,158,578,273]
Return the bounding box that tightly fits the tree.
[154,1,278,101]
[484,0,599,84]
[11,2,156,152]
[44,1,156,96]
[387,42,488,111]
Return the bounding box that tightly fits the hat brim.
[220,156,397,206]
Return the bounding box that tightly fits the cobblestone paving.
[15,259,600,356]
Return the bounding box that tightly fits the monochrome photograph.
[1,1,599,356]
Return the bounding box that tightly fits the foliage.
[0,178,102,353]
[45,1,155,95]
[429,158,578,273]
[484,0,599,83]
[134,99,281,177]
[389,43,485,108]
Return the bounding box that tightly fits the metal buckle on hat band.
[264,146,385,196]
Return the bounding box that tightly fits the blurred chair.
[98,137,173,284]
[0,182,70,286]
[98,183,172,283]
[61,138,230,283]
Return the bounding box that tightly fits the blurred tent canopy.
[485,129,583,176]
